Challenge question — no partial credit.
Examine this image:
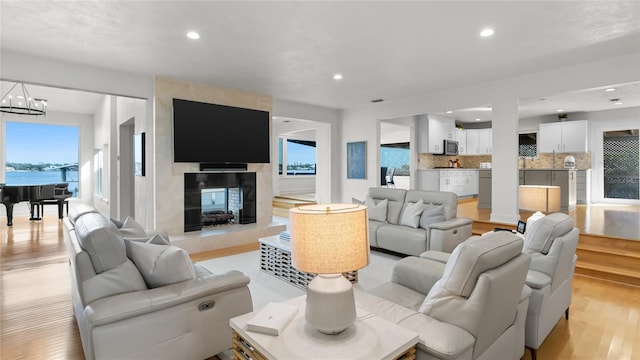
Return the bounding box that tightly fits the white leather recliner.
[357,231,532,360]
[522,213,579,360]
[63,205,253,360]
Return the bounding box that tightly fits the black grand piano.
[1,183,72,226]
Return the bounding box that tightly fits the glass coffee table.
[230,295,418,360]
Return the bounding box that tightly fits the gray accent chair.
[522,213,579,360]
[367,187,473,256]
[358,232,532,360]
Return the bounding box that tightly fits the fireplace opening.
[184,172,256,232]
[201,188,239,226]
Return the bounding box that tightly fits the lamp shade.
[289,203,369,274]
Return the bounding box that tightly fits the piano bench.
[37,199,69,219]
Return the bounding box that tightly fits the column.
[490,96,520,224]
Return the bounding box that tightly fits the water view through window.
[4,121,80,197]
[279,137,316,175]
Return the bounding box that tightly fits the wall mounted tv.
[172,98,270,164]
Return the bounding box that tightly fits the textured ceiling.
[1,1,639,116]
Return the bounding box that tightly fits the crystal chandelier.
[0,82,47,116]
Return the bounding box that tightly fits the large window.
[279,137,316,176]
[4,121,79,197]
[380,142,410,176]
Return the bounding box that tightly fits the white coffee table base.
[259,235,358,290]
[230,295,418,360]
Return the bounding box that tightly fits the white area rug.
[197,250,401,313]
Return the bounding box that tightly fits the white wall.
[340,53,640,223]
[92,96,114,215]
[116,97,149,225]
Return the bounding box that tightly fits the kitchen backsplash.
[418,152,591,170]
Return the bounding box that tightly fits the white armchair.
[359,232,532,360]
[522,213,579,360]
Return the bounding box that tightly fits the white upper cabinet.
[539,120,588,153]
[417,114,456,154]
[466,129,479,155]
[478,128,493,155]
[454,128,467,155]
[465,129,492,155]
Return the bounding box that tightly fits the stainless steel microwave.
[443,139,459,155]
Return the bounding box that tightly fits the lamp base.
[305,273,356,334]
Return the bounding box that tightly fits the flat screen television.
[172,98,270,164]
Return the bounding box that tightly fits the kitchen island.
[478,169,578,211]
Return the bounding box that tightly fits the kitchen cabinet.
[466,129,480,155]
[522,169,576,211]
[417,114,456,154]
[576,169,591,204]
[539,120,588,153]
[465,129,492,155]
[418,169,478,197]
[454,128,467,155]
[480,169,576,211]
[478,128,493,155]
[478,170,492,208]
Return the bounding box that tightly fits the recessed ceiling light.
[614,102,623,105]
[605,88,616,92]
[475,118,481,121]
[333,74,343,80]
[272,116,278,120]
[186,31,200,40]
[446,111,453,114]
[557,109,565,112]
[480,28,494,37]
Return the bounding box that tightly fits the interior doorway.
[119,119,135,219]
[602,129,639,200]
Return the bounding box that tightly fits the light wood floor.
[457,199,640,240]
[2,215,640,359]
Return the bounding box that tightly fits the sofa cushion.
[400,199,427,228]
[427,232,524,299]
[524,213,574,254]
[82,260,148,304]
[366,197,388,222]
[406,190,458,220]
[125,240,196,288]
[377,225,428,256]
[419,204,445,229]
[367,188,407,224]
[74,212,127,273]
[118,217,147,238]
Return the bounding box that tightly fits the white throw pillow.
[400,200,427,228]
[365,197,388,222]
[419,204,445,229]
[118,217,147,238]
[124,240,196,288]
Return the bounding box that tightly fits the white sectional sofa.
[365,187,473,256]
[63,205,253,360]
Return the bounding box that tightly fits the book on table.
[247,302,298,336]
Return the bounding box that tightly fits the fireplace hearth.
[184,172,257,232]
